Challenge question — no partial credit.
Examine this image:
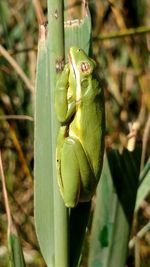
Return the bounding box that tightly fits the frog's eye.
[80,61,91,73]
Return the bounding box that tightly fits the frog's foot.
[59,136,96,207]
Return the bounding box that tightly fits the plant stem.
[47,1,69,267]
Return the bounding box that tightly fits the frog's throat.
[69,54,81,133]
[69,55,81,103]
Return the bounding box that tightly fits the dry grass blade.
[0,115,33,121]
[0,45,34,93]
[0,151,26,267]
[32,0,46,25]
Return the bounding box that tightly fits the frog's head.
[69,47,96,77]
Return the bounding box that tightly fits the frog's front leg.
[55,64,76,124]
[57,133,97,207]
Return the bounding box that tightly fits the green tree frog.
[55,47,105,208]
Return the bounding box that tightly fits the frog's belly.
[69,107,103,177]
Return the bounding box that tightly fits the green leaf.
[135,156,150,211]
[88,148,141,267]
[34,29,54,267]
[8,232,26,267]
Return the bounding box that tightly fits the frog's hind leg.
[60,136,96,207]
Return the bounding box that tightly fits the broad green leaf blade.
[8,232,26,267]
[89,148,140,267]
[135,156,150,211]
[34,27,54,267]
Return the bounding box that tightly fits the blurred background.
[0,0,150,266]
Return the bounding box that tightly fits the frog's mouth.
[68,51,76,78]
